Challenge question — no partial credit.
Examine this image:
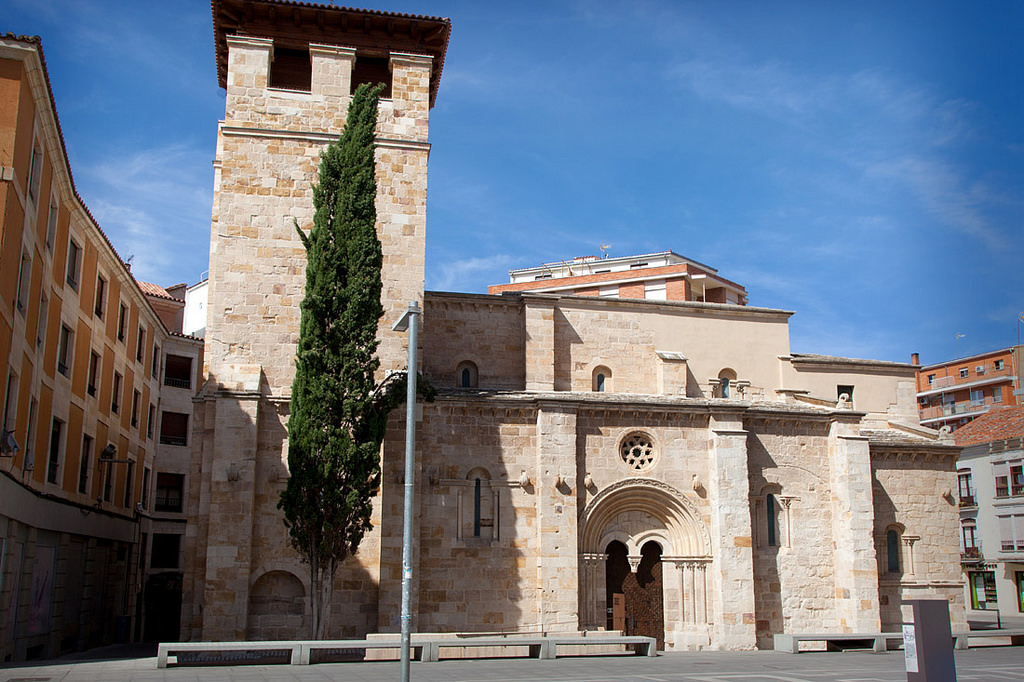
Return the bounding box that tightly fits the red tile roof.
[136,280,184,302]
[954,406,1024,446]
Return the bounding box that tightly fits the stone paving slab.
[2,647,1024,682]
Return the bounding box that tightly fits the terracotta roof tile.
[954,406,1024,446]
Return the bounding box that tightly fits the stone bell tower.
[182,0,450,640]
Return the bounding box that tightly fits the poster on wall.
[26,545,55,636]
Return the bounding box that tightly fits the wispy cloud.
[78,143,212,285]
[428,254,517,293]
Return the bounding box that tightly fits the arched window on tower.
[593,365,612,392]
[456,360,478,388]
[887,528,901,573]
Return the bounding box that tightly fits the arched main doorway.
[606,540,664,648]
[579,479,711,651]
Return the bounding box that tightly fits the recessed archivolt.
[580,478,710,557]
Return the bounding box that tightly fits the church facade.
[184,0,965,650]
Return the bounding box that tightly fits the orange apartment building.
[488,250,749,305]
[915,346,1024,432]
[0,34,202,661]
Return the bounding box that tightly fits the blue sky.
[5,0,1022,365]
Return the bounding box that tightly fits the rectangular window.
[960,368,969,379]
[28,141,42,204]
[970,388,984,406]
[78,435,92,494]
[117,304,127,342]
[36,291,48,349]
[164,354,193,389]
[136,326,145,362]
[838,385,855,402]
[2,372,17,432]
[1017,572,1024,613]
[16,251,31,314]
[996,359,1005,371]
[993,386,1003,403]
[87,352,99,397]
[962,523,978,552]
[154,473,184,513]
[998,515,1024,551]
[47,418,63,485]
[123,460,134,508]
[102,458,113,502]
[130,390,140,428]
[598,285,618,298]
[971,571,997,609]
[644,280,667,301]
[958,471,974,506]
[57,324,73,377]
[152,345,160,379]
[159,412,189,447]
[24,398,37,473]
[94,276,106,318]
[141,467,150,511]
[111,372,121,414]
[151,534,180,569]
[66,239,82,290]
[146,403,155,439]
[1013,463,1024,497]
[45,200,58,252]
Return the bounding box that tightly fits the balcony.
[920,397,1004,423]
[959,495,977,508]
[961,547,982,563]
[159,435,187,447]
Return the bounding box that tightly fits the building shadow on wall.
[387,389,525,637]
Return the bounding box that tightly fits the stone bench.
[157,639,426,668]
[773,632,903,653]
[953,629,1024,650]
[157,634,656,667]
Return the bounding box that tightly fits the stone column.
[535,403,578,631]
[579,553,606,629]
[827,416,881,632]
[707,410,756,649]
[309,44,356,99]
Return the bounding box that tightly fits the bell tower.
[182,0,450,640]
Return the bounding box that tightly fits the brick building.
[0,34,202,661]
[488,251,748,305]
[915,346,1023,432]
[953,406,1024,620]
[182,0,966,651]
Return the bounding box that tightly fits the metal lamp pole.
[392,301,420,682]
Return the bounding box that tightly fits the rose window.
[620,432,656,471]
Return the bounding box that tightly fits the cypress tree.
[279,82,387,639]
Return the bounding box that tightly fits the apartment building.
[915,347,1023,432]
[954,406,1024,620]
[0,34,201,661]
[488,251,749,305]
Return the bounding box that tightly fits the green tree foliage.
[279,83,389,639]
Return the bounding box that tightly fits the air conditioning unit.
[976,365,986,375]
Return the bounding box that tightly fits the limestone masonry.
[183,0,965,651]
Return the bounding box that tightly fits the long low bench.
[157,634,656,668]
[773,632,903,653]
[953,629,1024,650]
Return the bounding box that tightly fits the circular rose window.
[620,432,656,471]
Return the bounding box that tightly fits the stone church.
[184,0,965,650]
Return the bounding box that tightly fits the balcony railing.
[920,397,1004,421]
[961,547,982,561]
[159,434,187,447]
[958,495,977,508]
[163,376,191,389]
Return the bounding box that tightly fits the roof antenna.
[125,255,134,271]
[599,244,611,259]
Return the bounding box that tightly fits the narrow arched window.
[473,478,482,537]
[592,365,612,392]
[596,373,606,392]
[766,493,778,546]
[721,377,730,398]
[887,529,900,573]
[456,361,478,388]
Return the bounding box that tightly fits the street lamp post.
[392,301,421,682]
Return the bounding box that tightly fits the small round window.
[620,432,656,471]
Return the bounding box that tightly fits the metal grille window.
[164,354,193,389]
[154,473,184,512]
[159,412,189,447]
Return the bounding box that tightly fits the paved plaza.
[2,645,1023,682]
